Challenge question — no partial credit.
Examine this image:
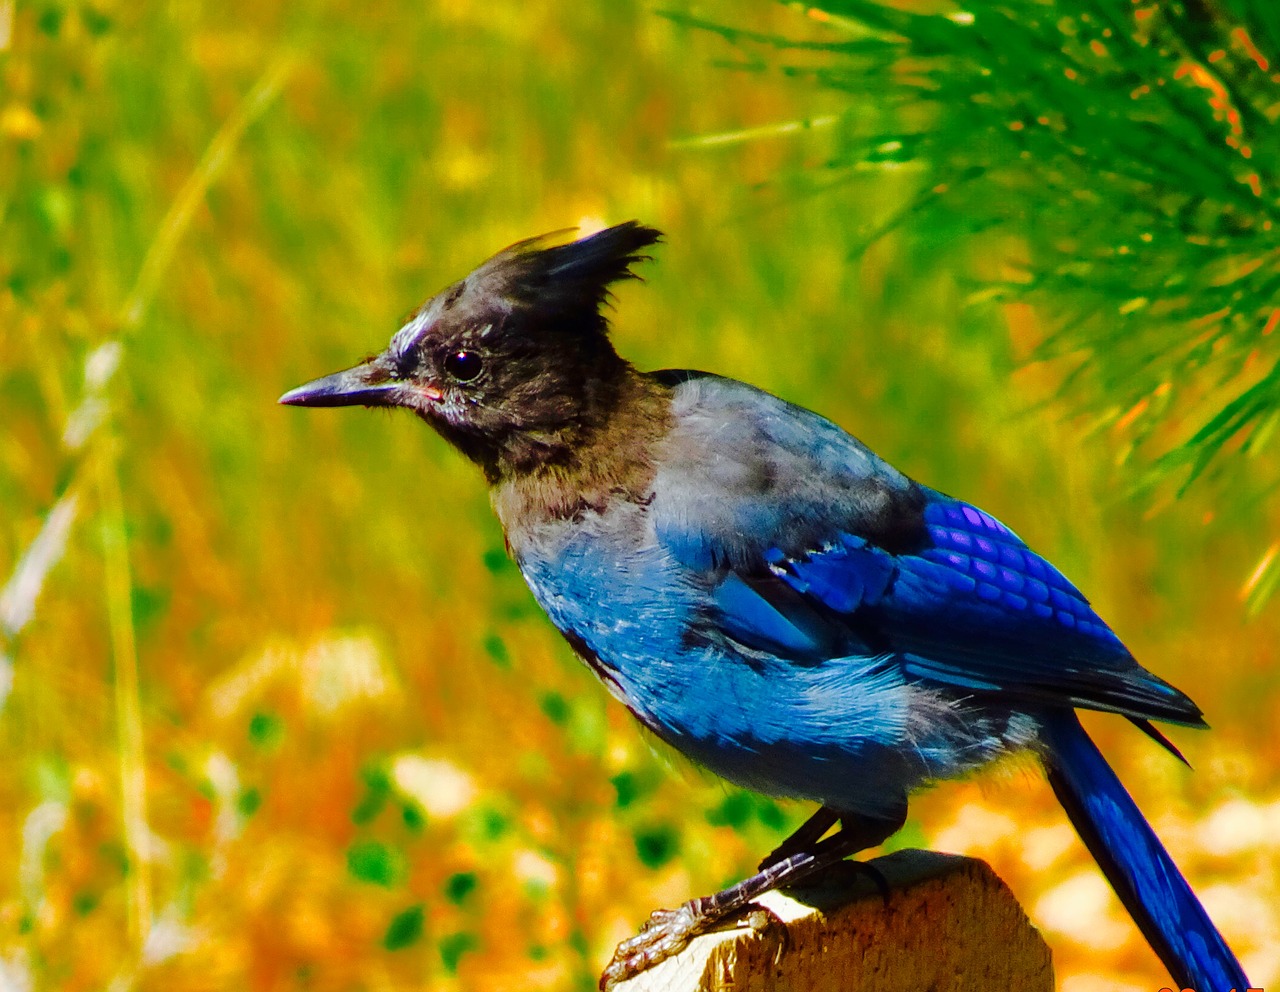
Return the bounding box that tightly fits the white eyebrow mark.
[391,308,434,358]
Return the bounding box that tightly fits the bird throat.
[490,367,673,533]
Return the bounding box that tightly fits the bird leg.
[756,805,840,870]
[599,806,904,990]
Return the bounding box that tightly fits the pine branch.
[680,0,1280,609]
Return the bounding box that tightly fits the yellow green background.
[1,2,1276,990]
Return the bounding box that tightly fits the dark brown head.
[279,222,662,481]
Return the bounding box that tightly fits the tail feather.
[1041,711,1248,992]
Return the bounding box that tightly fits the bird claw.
[599,904,700,990]
[598,901,782,989]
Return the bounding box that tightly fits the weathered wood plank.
[610,850,1054,992]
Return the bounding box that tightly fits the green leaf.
[443,872,477,905]
[348,840,403,887]
[633,824,679,869]
[439,932,478,973]
[754,797,788,831]
[383,904,425,951]
[482,632,511,669]
[706,792,753,829]
[237,787,262,818]
[482,548,510,573]
[351,764,391,825]
[539,691,570,725]
[247,712,284,749]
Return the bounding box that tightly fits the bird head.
[280,222,662,480]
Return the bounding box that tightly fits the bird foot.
[598,900,781,990]
[598,811,901,989]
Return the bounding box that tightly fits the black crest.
[475,221,662,335]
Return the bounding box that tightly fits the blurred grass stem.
[4,51,297,975]
[94,438,151,960]
[120,52,296,329]
[670,113,840,149]
[1,52,293,718]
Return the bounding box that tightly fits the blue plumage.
[1043,711,1248,992]
[281,223,1249,991]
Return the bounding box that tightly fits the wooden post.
[610,850,1054,992]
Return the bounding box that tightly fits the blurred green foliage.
[0,1,1276,990]
[680,0,1280,612]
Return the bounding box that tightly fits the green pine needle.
[684,0,1280,607]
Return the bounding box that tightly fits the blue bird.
[281,223,1249,990]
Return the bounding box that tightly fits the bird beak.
[279,357,404,408]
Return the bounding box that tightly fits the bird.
[280,222,1249,991]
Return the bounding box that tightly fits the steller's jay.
[281,223,1249,990]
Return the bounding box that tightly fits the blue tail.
[1041,711,1249,992]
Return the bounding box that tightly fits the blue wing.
[773,494,1199,723]
[684,491,1201,725]
[650,373,1202,727]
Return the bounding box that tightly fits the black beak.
[279,359,402,408]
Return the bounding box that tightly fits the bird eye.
[443,349,484,383]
